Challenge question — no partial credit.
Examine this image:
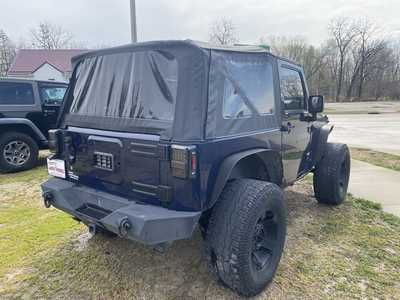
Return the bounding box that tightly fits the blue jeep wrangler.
[41,40,350,296]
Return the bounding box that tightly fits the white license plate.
[47,158,66,179]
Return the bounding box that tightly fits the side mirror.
[308,95,324,114]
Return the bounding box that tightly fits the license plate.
[47,158,66,179]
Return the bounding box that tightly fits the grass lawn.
[0,158,83,295]
[0,158,399,299]
[351,147,400,172]
[324,109,381,115]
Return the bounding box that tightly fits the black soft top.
[63,40,211,141]
[62,40,288,141]
[71,40,269,63]
[71,40,299,67]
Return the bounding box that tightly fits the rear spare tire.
[0,132,39,173]
[313,143,350,205]
[205,179,287,297]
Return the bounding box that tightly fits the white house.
[7,49,88,82]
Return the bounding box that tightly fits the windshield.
[69,50,178,121]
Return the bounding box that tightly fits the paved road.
[328,113,400,155]
[326,101,400,114]
[325,104,400,216]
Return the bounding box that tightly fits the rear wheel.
[0,132,38,173]
[313,143,350,205]
[205,179,287,297]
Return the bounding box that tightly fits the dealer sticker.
[47,158,66,179]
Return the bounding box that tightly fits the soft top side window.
[279,67,305,111]
[0,82,34,105]
[222,58,275,119]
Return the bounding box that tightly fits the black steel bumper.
[41,178,201,245]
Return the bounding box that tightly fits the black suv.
[0,78,67,172]
[41,41,350,296]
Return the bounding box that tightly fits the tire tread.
[313,142,350,205]
[0,131,39,173]
[206,179,286,296]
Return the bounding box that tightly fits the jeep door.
[37,83,67,133]
[278,62,311,184]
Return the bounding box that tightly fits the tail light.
[48,129,61,154]
[171,145,197,179]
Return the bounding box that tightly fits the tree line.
[210,17,400,101]
[1,18,399,101]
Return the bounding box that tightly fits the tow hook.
[118,217,132,237]
[43,192,54,208]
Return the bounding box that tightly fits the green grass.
[278,194,400,299]
[324,109,381,115]
[0,203,81,277]
[350,147,400,172]
[0,163,399,298]
[0,152,49,185]
[0,164,83,291]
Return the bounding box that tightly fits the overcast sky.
[1,0,400,48]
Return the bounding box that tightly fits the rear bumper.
[41,178,201,245]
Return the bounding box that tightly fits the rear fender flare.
[207,148,283,210]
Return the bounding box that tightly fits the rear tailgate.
[64,127,171,206]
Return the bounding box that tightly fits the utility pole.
[130,0,137,43]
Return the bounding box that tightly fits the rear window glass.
[69,50,178,121]
[0,82,34,105]
[222,60,275,118]
[39,85,67,105]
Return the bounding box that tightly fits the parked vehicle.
[41,41,350,296]
[0,78,68,172]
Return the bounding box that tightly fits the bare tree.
[329,18,357,101]
[30,22,73,49]
[211,16,399,101]
[0,29,15,76]
[209,18,238,46]
[264,36,328,93]
[341,19,391,99]
[354,20,384,97]
[265,36,308,61]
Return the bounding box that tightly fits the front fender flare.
[311,124,333,168]
[0,118,47,142]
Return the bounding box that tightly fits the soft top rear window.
[69,50,178,121]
